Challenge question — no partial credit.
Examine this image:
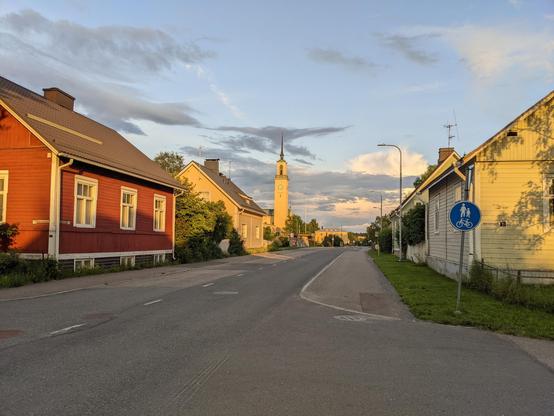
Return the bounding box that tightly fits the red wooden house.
[0,76,182,270]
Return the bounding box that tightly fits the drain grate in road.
[334,314,374,322]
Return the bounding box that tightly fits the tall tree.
[154,151,185,177]
[413,164,437,188]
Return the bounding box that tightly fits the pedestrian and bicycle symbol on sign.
[449,201,481,231]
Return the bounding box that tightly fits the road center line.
[143,299,163,306]
[49,323,86,336]
[236,274,244,277]
[202,282,215,287]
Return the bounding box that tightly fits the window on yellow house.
[255,226,260,239]
[241,224,248,238]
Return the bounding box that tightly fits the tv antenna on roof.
[443,122,457,147]
[198,145,203,158]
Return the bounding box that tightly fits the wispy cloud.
[413,24,554,80]
[376,33,438,65]
[208,125,350,159]
[0,9,210,133]
[349,148,429,177]
[306,47,377,73]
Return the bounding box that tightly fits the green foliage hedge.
[0,253,61,288]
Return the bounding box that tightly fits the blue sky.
[1,0,553,230]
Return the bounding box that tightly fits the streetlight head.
[377,143,387,147]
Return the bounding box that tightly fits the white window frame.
[434,199,440,234]
[544,174,554,231]
[74,258,94,271]
[241,223,248,238]
[120,255,135,268]
[74,176,98,228]
[0,171,8,223]
[153,194,166,232]
[120,187,138,230]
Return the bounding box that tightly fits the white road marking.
[143,299,163,306]
[202,282,215,287]
[300,253,399,322]
[213,291,239,295]
[49,323,86,336]
[236,274,244,277]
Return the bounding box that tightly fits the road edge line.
[299,251,400,321]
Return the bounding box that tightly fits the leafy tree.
[379,227,393,253]
[285,214,303,234]
[413,164,437,188]
[154,151,185,177]
[0,223,19,252]
[263,226,274,241]
[402,204,426,246]
[306,218,320,233]
[322,235,343,247]
[172,178,231,263]
[228,228,246,256]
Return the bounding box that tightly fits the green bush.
[402,204,426,246]
[379,227,393,253]
[467,261,494,294]
[0,223,19,252]
[0,255,61,288]
[175,236,223,263]
[228,229,246,256]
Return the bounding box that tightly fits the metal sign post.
[449,168,480,314]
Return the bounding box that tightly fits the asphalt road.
[0,248,553,415]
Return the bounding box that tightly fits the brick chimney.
[204,158,220,173]
[438,147,455,164]
[43,88,75,111]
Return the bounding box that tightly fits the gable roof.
[0,76,181,189]
[180,161,266,216]
[420,89,554,193]
[462,89,554,165]
[403,150,461,201]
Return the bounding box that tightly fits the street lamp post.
[371,192,383,256]
[378,144,403,261]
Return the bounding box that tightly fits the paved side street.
[1,248,553,415]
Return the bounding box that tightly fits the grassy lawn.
[370,251,554,340]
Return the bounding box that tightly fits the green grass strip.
[370,251,554,340]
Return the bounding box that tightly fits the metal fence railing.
[478,259,554,285]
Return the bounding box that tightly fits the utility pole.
[444,122,457,147]
[378,144,403,260]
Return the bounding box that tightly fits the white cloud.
[545,14,554,21]
[436,25,554,79]
[349,148,429,177]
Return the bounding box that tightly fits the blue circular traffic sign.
[449,201,481,231]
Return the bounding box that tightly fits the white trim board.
[57,249,172,260]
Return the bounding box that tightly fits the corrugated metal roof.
[188,161,266,216]
[0,76,181,189]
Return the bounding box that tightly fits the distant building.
[273,135,289,230]
[419,90,554,280]
[0,76,182,270]
[314,228,349,245]
[177,159,266,249]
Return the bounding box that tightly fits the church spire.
[280,132,285,160]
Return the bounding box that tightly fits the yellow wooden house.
[422,91,554,281]
[177,159,266,249]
